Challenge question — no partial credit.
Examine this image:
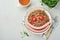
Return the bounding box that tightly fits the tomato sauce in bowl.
[19,0,30,7]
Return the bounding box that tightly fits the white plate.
[25,7,52,29]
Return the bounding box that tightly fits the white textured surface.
[0,0,60,40]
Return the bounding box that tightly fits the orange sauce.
[19,0,30,6]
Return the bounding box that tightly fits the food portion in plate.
[28,9,49,27]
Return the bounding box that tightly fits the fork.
[42,16,58,40]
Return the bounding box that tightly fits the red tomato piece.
[31,17,37,22]
[37,15,44,21]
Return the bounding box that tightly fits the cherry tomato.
[37,15,44,21]
[31,17,37,22]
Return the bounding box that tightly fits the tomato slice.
[37,15,44,21]
[31,17,37,22]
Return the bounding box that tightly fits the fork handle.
[45,27,52,39]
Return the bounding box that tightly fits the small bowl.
[25,7,52,30]
[18,0,31,7]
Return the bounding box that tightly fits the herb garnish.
[24,31,29,36]
[32,14,35,16]
[20,31,29,38]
